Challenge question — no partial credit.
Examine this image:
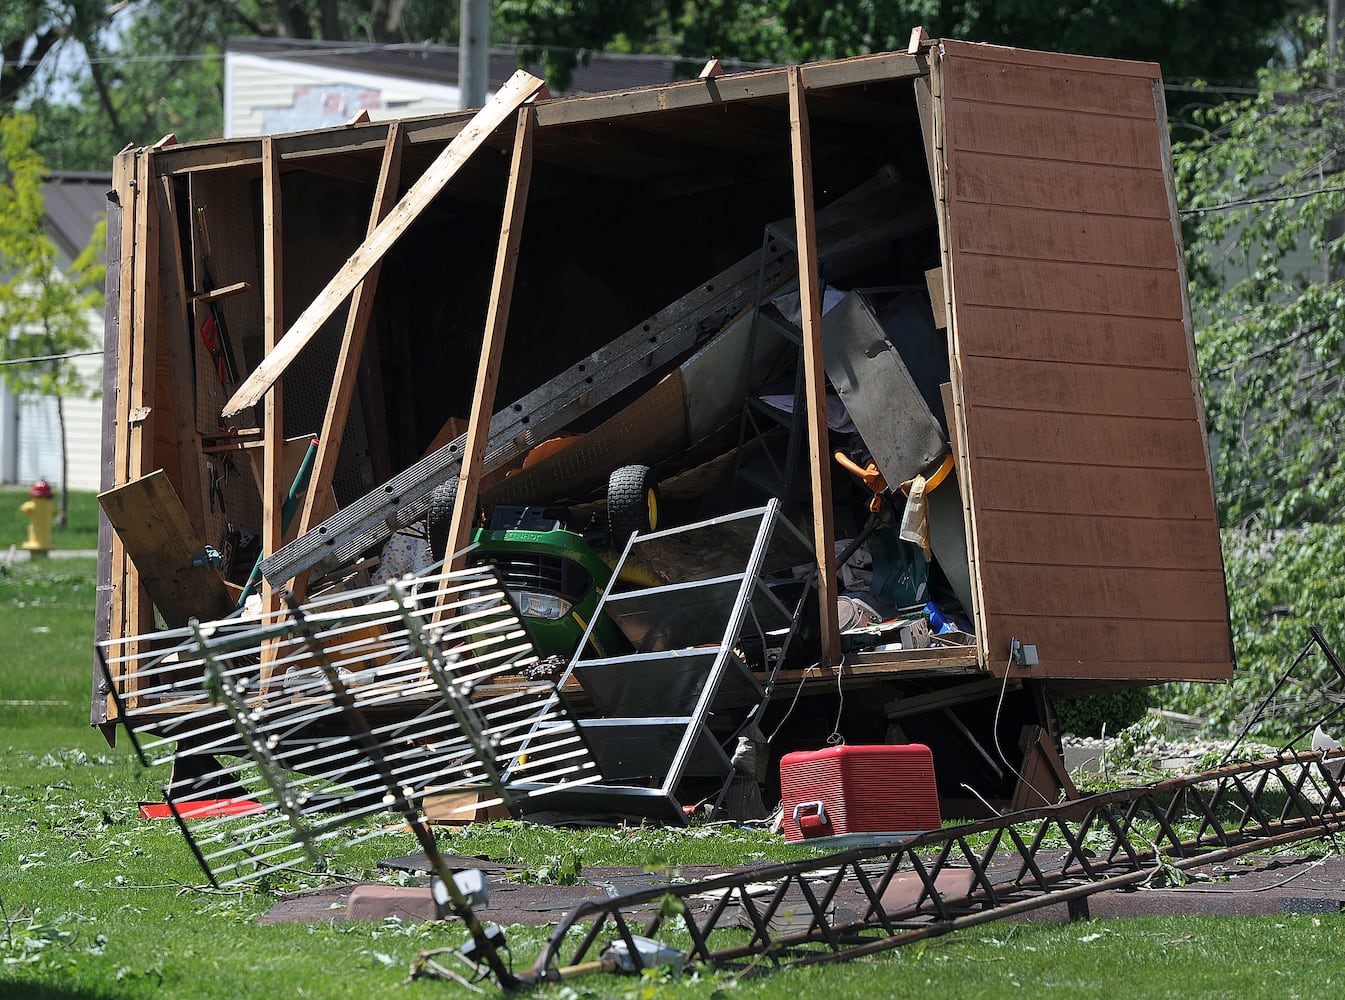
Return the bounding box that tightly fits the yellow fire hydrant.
[19,479,54,557]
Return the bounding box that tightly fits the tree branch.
[1183,183,1345,215]
[1,29,64,106]
[1208,324,1324,376]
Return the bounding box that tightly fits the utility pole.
[459,0,490,111]
[1329,0,1340,283]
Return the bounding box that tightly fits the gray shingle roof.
[41,172,110,262]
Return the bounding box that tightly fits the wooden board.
[937,40,1233,683]
[98,470,235,628]
[156,176,207,540]
[788,66,840,667]
[446,106,535,574]
[949,203,1177,269]
[947,150,1171,219]
[222,71,545,417]
[952,254,1186,319]
[151,50,928,178]
[967,459,1217,521]
[948,306,1190,369]
[959,359,1202,420]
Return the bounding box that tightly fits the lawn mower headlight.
[512,590,572,621]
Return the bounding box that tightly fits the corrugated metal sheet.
[938,40,1234,682]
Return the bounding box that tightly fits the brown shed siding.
[937,40,1234,681]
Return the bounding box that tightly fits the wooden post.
[440,106,536,609]
[121,148,162,703]
[222,70,546,417]
[260,137,284,674]
[107,149,137,712]
[156,174,207,539]
[292,122,406,601]
[787,66,841,667]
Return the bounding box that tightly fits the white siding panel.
[9,318,104,493]
[17,395,60,487]
[225,53,463,138]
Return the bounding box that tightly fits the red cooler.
[780,744,941,843]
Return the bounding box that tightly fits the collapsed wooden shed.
[93,33,1234,812]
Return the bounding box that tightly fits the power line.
[0,350,102,367]
[1183,184,1345,215]
[5,39,773,71]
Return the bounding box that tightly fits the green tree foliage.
[1054,687,1155,738]
[2,1,1307,170]
[495,0,1303,91]
[0,110,105,524]
[1167,15,1345,739]
[1176,19,1345,531]
[1164,526,1345,737]
[1,1,478,169]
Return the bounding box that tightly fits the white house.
[0,171,109,493]
[224,37,700,137]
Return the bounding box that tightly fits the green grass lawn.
[1,524,1342,998]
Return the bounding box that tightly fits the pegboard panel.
[188,171,264,572]
[276,171,381,508]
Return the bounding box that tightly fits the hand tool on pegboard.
[191,207,242,388]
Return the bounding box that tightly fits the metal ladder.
[512,500,815,824]
[731,221,811,510]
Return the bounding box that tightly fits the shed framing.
[93,39,1233,760]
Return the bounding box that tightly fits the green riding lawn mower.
[425,464,660,662]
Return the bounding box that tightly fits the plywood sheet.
[943,100,1162,169]
[950,204,1177,269]
[938,50,1159,117]
[961,408,1210,470]
[949,151,1170,219]
[99,470,235,628]
[974,510,1226,572]
[977,563,1229,622]
[960,358,1198,420]
[969,460,1217,522]
[978,615,1234,680]
[939,42,1232,683]
[950,306,1190,369]
[953,255,1186,319]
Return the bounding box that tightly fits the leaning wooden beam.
[445,105,536,576]
[291,122,406,601]
[222,70,545,417]
[787,66,841,667]
[156,174,207,541]
[105,149,138,713]
[260,137,285,676]
[121,148,162,703]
